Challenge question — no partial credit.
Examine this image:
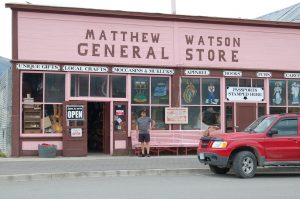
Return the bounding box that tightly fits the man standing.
[136,109,155,157]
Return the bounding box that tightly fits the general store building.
[6,3,300,156]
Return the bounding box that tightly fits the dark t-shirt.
[137,116,151,134]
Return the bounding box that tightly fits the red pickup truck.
[198,113,300,178]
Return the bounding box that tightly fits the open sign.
[66,105,84,120]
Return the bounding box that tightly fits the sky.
[0,0,299,59]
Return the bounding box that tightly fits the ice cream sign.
[226,87,264,101]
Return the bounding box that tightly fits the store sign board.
[226,87,264,101]
[63,65,108,73]
[16,63,60,71]
[184,69,210,76]
[165,108,188,124]
[112,67,174,75]
[223,71,242,77]
[256,72,272,78]
[284,73,300,79]
[71,128,82,137]
[66,105,84,120]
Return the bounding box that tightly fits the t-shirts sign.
[66,105,84,120]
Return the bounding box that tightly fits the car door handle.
[287,138,297,141]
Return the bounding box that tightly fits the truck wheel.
[232,151,257,178]
[209,165,230,174]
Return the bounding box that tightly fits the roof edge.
[5,3,300,29]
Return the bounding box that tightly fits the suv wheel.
[209,165,230,174]
[232,151,257,178]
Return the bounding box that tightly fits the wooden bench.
[131,130,207,156]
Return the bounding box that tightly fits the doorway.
[87,102,110,154]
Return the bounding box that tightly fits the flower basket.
[38,143,57,158]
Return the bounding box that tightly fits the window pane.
[202,106,220,129]
[225,78,237,87]
[112,76,126,98]
[23,104,42,134]
[202,79,220,105]
[151,77,169,104]
[90,75,107,97]
[151,107,168,130]
[272,119,298,136]
[132,76,149,104]
[181,106,200,130]
[288,107,300,113]
[44,104,63,133]
[288,80,300,105]
[239,79,251,87]
[22,73,43,102]
[131,106,149,130]
[45,74,65,102]
[71,74,88,96]
[181,78,200,105]
[252,79,264,87]
[269,107,286,114]
[269,80,286,106]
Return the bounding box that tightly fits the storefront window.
[269,80,286,106]
[288,80,300,106]
[181,78,200,105]
[132,77,150,104]
[22,73,65,134]
[43,104,63,133]
[45,74,65,102]
[202,106,220,129]
[182,106,200,130]
[112,76,126,98]
[288,107,300,113]
[202,78,220,105]
[225,78,237,87]
[71,74,89,96]
[151,77,169,104]
[90,75,107,97]
[252,79,264,87]
[22,73,43,102]
[151,106,168,130]
[131,106,150,130]
[270,107,286,114]
[239,78,251,87]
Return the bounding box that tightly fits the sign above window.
[112,67,174,75]
[223,71,242,77]
[16,63,60,71]
[256,72,272,78]
[284,73,300,79]
[184,69,210,76]
[62,65,108,73]
[226,87,264,101]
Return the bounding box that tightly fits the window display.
[112,76,126,98]
[71,74,89,96]
[181,106,200,130]
[181,78,200,105]
[151,106,167,129]
[90,75,107,97]
[45,74,65,102]
[269,80,286,106]
[288,80,300,105]
[132,77,149,104]
[44,104,63,133]
[22,73,43,102]
[202,79,220,105]
[151,77,169,104]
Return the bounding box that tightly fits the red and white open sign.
[116,110,124,116]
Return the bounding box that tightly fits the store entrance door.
[87,102,110,154]
[113,102,129,155]
[62,101,87,157]
[236,103,256,132]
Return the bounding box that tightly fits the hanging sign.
[66,105,84,120]
[16,63,60,71]
[223,71,242,77]
[184,69,210,76]
[71,128,83,137]
[256,72,272,78]
[62,65,108,73]
[226,87,264,101]
[112,67,174,75]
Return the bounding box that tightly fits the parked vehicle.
[197,114,300,178]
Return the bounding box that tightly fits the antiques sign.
[165,108,188,124]
[66,105,84,120]
[227,87,264,101]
